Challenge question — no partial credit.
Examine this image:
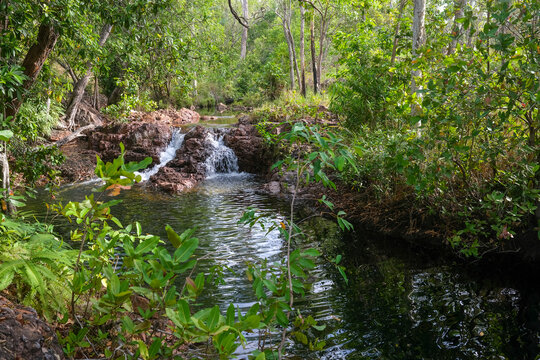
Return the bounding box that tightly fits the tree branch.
[228,0,250,28]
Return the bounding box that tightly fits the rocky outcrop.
[224,115,273,174]
[76,101,104,127]
[217,103,228,112]
[0,296,64,360]
[128,108,200,125]
[149,126,212,192]
[88,122,172,164]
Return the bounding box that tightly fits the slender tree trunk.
[6,23,59,120]
[310,16,318,94]
[1,143,15,215]
[93,76,99,109]
[46,78,52,115]
[286,23,301,90]
[466,0,477,47]
[411,0,426,121]
[65,24,113,129]
[317,8,328,85]
[240,0,249,59]
[300,6,306,97]
[391,0,407,66]
[447,0,467,55]
[282,19,296,90]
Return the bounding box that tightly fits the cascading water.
[204,132,239,177]
[137,129,185,181]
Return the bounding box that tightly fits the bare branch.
[228,0,249,28]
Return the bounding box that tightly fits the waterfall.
[137,129,185,181]
[204,132,239,177]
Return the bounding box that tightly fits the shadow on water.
[26,175,540,359]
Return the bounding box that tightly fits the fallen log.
[50,124,95,148]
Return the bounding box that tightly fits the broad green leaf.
[0,130,13,142]
[174,237,199,263]
[166,225,181,248]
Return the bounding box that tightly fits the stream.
[25,124,540,359]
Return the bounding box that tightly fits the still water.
[27,174,540,359]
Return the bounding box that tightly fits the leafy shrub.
[16,99,63,140]
[102,93,157,121]
[0,218,75,320]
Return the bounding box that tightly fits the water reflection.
[25,175,540,359]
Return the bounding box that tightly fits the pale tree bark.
[277,0,300,90]
[317,5,328,85]
[447,0,467,55]
[6,23,59,120]
[466,0,477,47]
[240,0,249,59]
[391,0,407,66]
[65,23,113,130]
[411,0,426,118]
[310,16,318,94]
[300,0,329,90]
[282,19,296,90]
[92,76,99,109]
[1,144,15,215]
[300,5,306,96]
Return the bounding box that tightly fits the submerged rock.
[0,296,64,360]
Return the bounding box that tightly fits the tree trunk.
[93,76,99,109]
[411,0,426,118]
[282,19,296,90]
[240,0,249,59]
[317,7,328,85]
[286,23,301,90]
[447,0,467,55]
[391,0,407,66]
[310,16,318,94]
[300,5,306,97]
[466,0,477,47]
[64,24,113,130]
[1,144,15,215]
[6,23,59,120]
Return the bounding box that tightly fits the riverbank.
[50,105,539,266]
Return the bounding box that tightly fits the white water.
[137,129,185,181]
[204,133,239,177]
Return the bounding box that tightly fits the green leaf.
[135,237,159,255]
[207,305,221,331]
[165,225,181,248]
[0,130,13,142]
[0,268,14,291]
[334,156,346,171]
[262,279,278,294]
[173,237,198,263]
[276,308,288,326]
[301,248,320,257]
[226,303,235,326]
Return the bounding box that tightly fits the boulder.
[150,126,212,193]
[149,167,200,193]
[0,296,64,360]
[224,116,273,173]
[217,103,228,112]
[126,108,200,126]
[88,122,172,164]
